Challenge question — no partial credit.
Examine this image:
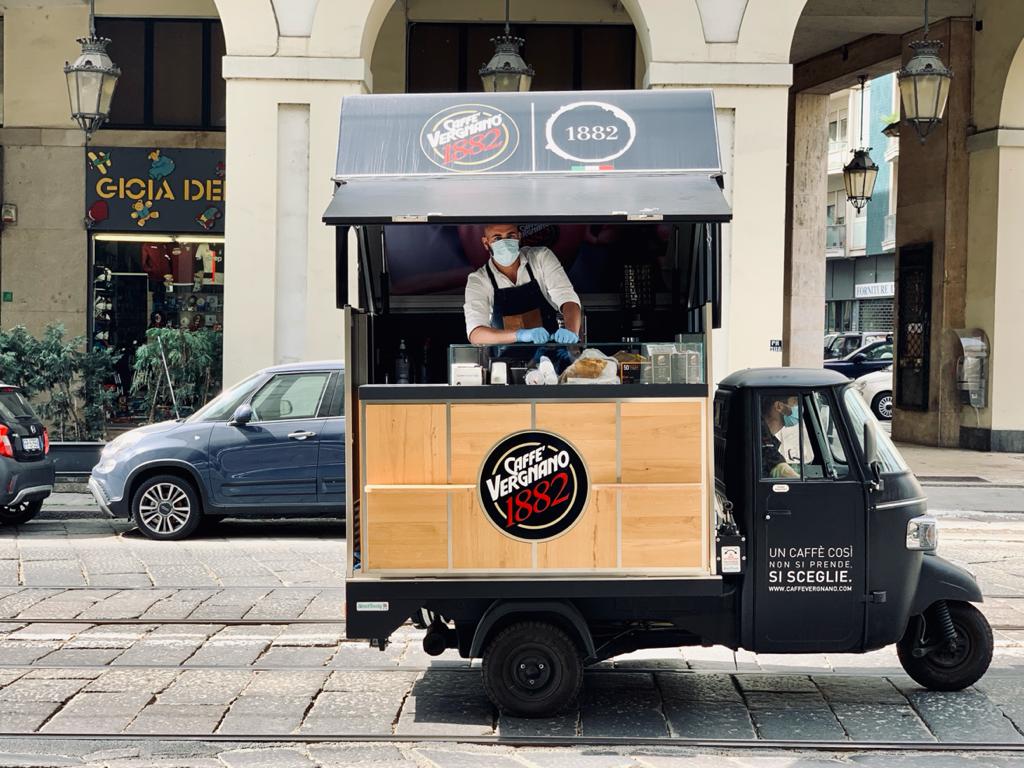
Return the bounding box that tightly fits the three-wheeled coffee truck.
[323,89,992,717]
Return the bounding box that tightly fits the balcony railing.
[826,224,846,254]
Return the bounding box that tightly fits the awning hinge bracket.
[627,213,664,221]
[392,214,429,223]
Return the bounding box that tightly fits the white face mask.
[490,238,520,267]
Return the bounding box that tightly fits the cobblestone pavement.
[1,510,1024,765]
[0,740,1021,768]
[0,518,346,588]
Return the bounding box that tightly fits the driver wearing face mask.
[761,395,801,479]
[463,223,582,345]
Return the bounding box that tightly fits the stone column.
[890,19,972,448]
[648,63,793,380]
[219,58,368,384]
[784,92,829,368]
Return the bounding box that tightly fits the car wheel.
[0,499,43,526]
[132,475,202,541]
[872,391,894,421]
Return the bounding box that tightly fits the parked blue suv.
[89,361,345,540]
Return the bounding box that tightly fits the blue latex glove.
[552,328,579,344]
[515,327,551,344]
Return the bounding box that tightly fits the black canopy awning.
[322,172,731,225]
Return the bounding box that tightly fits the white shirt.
[463,246,581,339]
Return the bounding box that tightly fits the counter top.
[359,383,708,400]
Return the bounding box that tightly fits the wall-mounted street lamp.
[64,0,120,138]
[843,75,879,212]
[479,0,534,92]
[897,0,953,144]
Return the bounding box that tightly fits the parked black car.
[824,340,895,379]
[824,331,891,360]
[0,384,54,525]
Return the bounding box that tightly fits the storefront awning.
[323,172,730,225]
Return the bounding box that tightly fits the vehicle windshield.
[0,388,36,422]
[844,386,909,473]
[186,373,264,423]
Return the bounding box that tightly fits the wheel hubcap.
[511,650,554,693]
[139,483,191,535]
[932,621,972,669]
[879,395,893,419]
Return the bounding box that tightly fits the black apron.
[486,258,558,333]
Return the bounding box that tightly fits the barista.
[463,223,582,344]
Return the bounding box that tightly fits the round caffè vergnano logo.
[420,104,519,173]
[478,431,589,542]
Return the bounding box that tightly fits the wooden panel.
[620,401,703,483]
[364,403,446,485]
[537,488,617,569]
[451,489,532,570]
[621,486,702,568]
[365,489,448,570]
[449,403,531,483]
[535,402,617,483]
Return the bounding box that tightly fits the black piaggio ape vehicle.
[322,89,992,717]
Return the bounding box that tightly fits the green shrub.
[130,327,222,421]
[0,324,120,441]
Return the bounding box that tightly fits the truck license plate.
[22,437,40,451]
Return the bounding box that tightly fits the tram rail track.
[0,732,1022,753]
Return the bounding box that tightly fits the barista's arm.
[560,301,582,334]
[468,325,519,345]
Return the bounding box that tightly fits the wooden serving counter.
[354,384,712,577]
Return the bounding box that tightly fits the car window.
[759,393,827,481]
[250,372,331,422]
[842,337,861,356]
[188,373,264,423]
[846,387,909,473]
[808,391,851,479]
[0,389,36,421]
[318,372,346,418]
[865,343,893,361]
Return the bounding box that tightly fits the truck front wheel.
[897,601,993,691]
[482,621,583,717]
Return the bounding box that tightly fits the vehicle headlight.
[906,515,938,551]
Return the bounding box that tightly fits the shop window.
[97,18,225,130]
[92,237,225,424]
[407,22,636,93]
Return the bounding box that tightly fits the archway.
[363,0,649,95]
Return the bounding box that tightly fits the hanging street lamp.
[479,0,534,92]
[843,75,879,212]
[897,0,953,144]
[64,0,120,138]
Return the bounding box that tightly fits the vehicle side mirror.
[863,422,884,491]
[853,353,867,362]
[229,404,253,426]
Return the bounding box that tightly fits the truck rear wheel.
[897,601,993,691]
[482,621,582,717]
